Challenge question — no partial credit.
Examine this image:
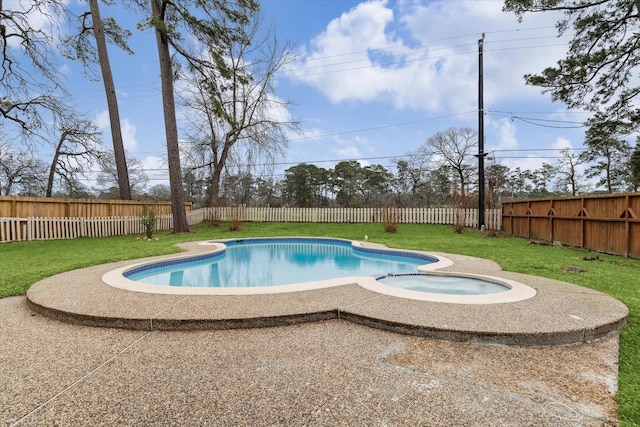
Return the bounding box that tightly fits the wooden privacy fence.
[0,210,205,243]
[502,193,640,258]
[202,207,502,229]
[0,195,191,218]
[0,207,500,243]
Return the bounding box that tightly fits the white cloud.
[290,0,568,114]
[487,117,518,151]
[330,134,379,161]
[332,140,363,159]
[289,0,409,105]
[552,136,573,151]
[58,63,71,76]
[294,127,325,144]
[4,2,65,48]
[95,110,139,152]
[400,1,568,106]
[141,155,168,185]
[120,120,139,152]
[502,156,542,174]
[95,110,110,129]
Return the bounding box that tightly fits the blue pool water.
[125,238,436,288]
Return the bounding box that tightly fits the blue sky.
[59,0,589,186]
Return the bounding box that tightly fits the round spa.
[376,272,510,295]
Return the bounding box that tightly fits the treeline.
[185,156,639,209]
[186,126,640,209]
[4,126,640,209]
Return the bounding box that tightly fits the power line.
[68,26,570,104]
[291,40,569,78]
[123,108,582,157]
[289,27,570,78]
[489,109,590,116]
[297,25,560,64]
[508,116,588,129]
[493,156,573,159]
[288,110,476,141]
[77,146,591,176]
[492,147,588,152]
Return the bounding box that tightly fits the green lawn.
[1,222,639,426]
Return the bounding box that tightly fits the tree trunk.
[45,157,57,197]
[152,0,189,233]
[88,0,131,200]
[46,131,68,197]
[210,166,222,207]
[606,152,613,193]
[209,138,232,207]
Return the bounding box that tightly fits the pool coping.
[102,237,537,304]
[25,240,629,347]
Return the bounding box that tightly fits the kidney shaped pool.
[103,237,537,304]
[124,238,437,288]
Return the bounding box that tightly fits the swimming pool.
[124,238,438,288]
[103,237,537,303]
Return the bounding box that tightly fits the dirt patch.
[385,334,620,426]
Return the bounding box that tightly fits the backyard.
[1,222,638,425]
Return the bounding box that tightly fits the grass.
[1,221,639,426]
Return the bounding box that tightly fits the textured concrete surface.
[26,243,629,346]
[1,296,620,426]
[13,241,630,424]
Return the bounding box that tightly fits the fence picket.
[1,207,501,243]
[201,207,501,228]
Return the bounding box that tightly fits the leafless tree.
[181,147,210,208]
[0,1,69,133]
[45,115,105,197]
[54,176,94,198]
[95,153,148,198]
[179,14,300,206]
[392,150,432,207]
[555,148,586,196]
[134,0,260,233]
[423,127,478,202]
[0,142,47,195]
[484,160,509,209]
[63,0,134,199]
[145,184,172,201]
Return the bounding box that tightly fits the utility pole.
[477,33,486,230]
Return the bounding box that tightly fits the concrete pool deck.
[4,241,630,425]
[1,296,625,426]
[25,241,628,347]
